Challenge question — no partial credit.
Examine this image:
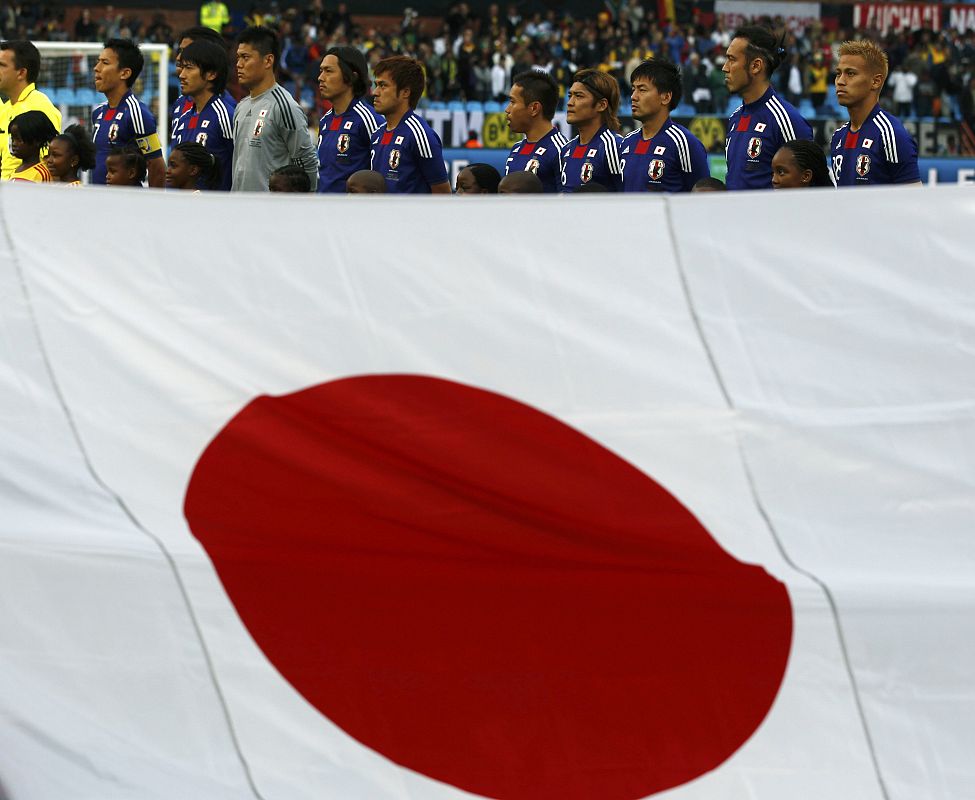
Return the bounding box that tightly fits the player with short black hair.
[171,26,233,138]
[691,177,726,192]
[172,39,235,190]
[346,169,387,193]
[455,162,501,194]
[46,124,97,184]
[317,46,384,193]
[369,56,449,194]
[622,59,709,192]
[829,39,920,186]
[504,70,567,193]
[559,69,624,193]
[498,171,544,194]
[771,140,830,188]
[92,38,165,186]
[231,26,318,191]
[269,164,312,192]
[722,26,812,190]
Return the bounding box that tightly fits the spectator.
[464,129,482,148]
[889,63,918,118]
[200,1,230,34]
[806,51,829,111]
[74,9,98,41]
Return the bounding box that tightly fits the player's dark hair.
[237,26,280,69]
[573,68,621,132]
[106,144,147,184]
[732,25,787,78]
[9,109,58,146]
[52,124,96,171]
[104,38,144,87]
[173,141,222,190]
[179,39,229,95]
[326,46,369,97]
[269,164,312,192]
[0,39,41,84]
[464,163,501,193]
[374,55,426,109]
[630,58,683,110]
[177,25,226,48]
[779,139,831,187]
[498,171,544,193]
[512,69,559,120]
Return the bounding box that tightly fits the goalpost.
[33,42,171,156]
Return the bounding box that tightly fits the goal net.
[33,42,171,155]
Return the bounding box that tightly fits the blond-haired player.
[829,40,920,186]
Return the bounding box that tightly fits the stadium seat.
[799,98,816,118]
[725,97,740,116]
[824,85,839,112]
[447,100,465,112]
[300,87,315,107]
[75,88,97,106]
[484,100,503,113]
[674,102,695,117]
[465,100,484,112]
[53,87,76,106]
[427,100,447,110]
[38,86,55,100]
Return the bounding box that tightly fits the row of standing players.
[0,25,922,193]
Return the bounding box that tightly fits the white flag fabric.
[1,184,973,800]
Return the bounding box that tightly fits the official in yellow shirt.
[0,40,62,180]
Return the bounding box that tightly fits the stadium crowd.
[3,0,975,125]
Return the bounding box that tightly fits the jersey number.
[831,154,843,182]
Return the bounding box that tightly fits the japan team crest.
[747,137,762,159]
[580,162,594,184]
[108,123,119,143]
[337,133,350,154]
[195,132,208,147]
[648,159,665,181]
[253,119,264,138]
[856,153,871,177]
[526,158,540,175]
[388,149,401,170]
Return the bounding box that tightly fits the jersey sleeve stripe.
[767,96,797,141]
[125,96,146,135]
[601,131,622,175]
[213,99,233,139]
[553,132,568,149]
[875,112,899,163]
[665,127,692,172]
[405,116,433,159]
[271,88,297,130]
[353,103,381,135]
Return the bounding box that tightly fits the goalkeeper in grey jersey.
[231,26,318,192]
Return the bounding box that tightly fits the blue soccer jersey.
[620,118,710,193]
[559,126,624,193]
[91,91,163,185]
[725,86,813,190]
[318,98,384,193]
[505,127,568,193]
[172,94,237,191]
[171,90,237,139]
[369,110,448,194]
[829,105,920,186]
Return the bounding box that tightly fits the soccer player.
[46,124,97,185]
[504,69,567,193]
[166,142,221,190]
[7,110,57,182]
[559,69,624,193]
[0,40,61,181]
[622,59,709,193]
[172,39,235,190]
[369,56,450,194]
[92,38,165,187]
[771,140,831,188]
[104,145,147,187]
[455,163,501,194]
[830,40,920,186]
[170,26,232,139]
[722,26,812,190]
[317,46,384,193]
[498,171,544,194]
[345,169,386,194]
[231,26,318,192]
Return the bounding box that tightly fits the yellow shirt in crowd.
[0,83,62,181]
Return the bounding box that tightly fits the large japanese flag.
[1,184,973,800]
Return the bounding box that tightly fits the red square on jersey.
[520,143,535,155]
[572,146,587,159]
[844,131,859,150]
[381,132,393,146]
[736,115,751,132]
[105,109,117,121]
[188,115,198,129]
[635,139,651,155]
[330,116,344,131]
